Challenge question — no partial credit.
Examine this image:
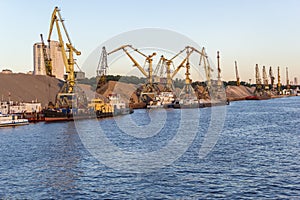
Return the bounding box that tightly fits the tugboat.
[147,91,175,109]
[89,94,133,118]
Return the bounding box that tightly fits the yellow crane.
[169,46,211,101]
[45,7,84,108]
[167,46,211,88]
[153,46,194,92]
[108,45,156,87]
[107,45,157,103]
[47,7,81,94]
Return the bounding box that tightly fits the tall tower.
[33,43,46,76]
[33,40,65,80]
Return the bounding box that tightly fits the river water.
[0,97,299,199]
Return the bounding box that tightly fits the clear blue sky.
[0,0,299,83]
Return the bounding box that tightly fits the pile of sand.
[226,85,255,101]
[96,81,139,102]
[0,73,62,107]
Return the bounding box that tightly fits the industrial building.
[33,40,65,80]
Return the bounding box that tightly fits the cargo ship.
[245,95,271,100]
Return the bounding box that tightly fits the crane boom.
[171,47,194,79]
[108,45,157,86]
[108,45,148,77]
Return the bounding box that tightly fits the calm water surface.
[0,97,299,199]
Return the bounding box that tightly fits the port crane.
[108,45,156,88]
[40,34,53,76]
[107,45,157,102]
[277,66,281,93]
[44,7,85,108]
[153,46,196,92]
[153,55,174,92]
[183,46,213,88]
[96,46,108,92]
[255,64,262,93]
[286,67,290,90]
[269,66,275,89]
[169,46,212,100]
[235,61,240,86]
[262,66,269,90]
[217,51,222,87]
[197,47,213,88]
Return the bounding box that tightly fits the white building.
[33,40,65,80]
[0,101,42,114]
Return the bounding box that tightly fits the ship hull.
[245,95,271,100]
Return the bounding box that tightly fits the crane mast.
[96,47,108,91]
[153,55,174,92]
[286,67,290,89]
[235,61,240,86]
[40,34,53,77]
[269,66,275,88]
[198,47,212,88]
[277,66,281,93]
[262,66,269,90]
[255,64,262,91]
[170,47,194,79]
[217,51,222,87]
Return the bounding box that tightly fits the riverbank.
[0,73,294,107]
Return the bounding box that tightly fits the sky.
[0,0,299,83]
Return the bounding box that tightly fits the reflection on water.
[0,97,299,198]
